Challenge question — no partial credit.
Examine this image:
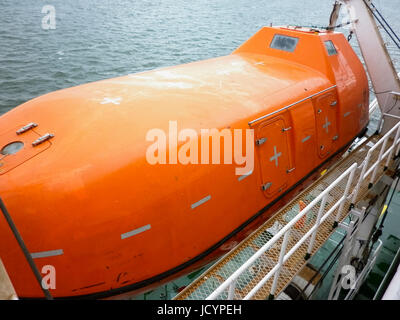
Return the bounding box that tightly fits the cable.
[363,0,400,50]
[370,2,400,44]
[304,244,345,300]
[296,21,352,32]
[326,21,353,31]
[293,1,400,50]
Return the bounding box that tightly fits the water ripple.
[0,0,399,114]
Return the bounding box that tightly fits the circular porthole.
[1,141,24,155]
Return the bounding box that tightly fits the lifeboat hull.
[0,27,369,298]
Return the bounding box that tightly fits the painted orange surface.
[0,26,368,298]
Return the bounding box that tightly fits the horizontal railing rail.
[0,198,52,300]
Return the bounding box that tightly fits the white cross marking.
[323,116,331,134]
[269,146,282,167]
[100,97,122,105]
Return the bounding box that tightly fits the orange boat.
[0,26,368,298]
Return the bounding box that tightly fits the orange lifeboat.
[0,26,369,298]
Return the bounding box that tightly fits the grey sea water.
[0,0,399,115]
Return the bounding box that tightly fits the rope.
[379,171,400,228]
[298,21,352,31]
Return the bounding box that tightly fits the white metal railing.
[206,163,358,300]
[207,120,400,300]
[351,119,400,203]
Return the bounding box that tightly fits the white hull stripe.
[301,135,311,143]
[191,195,211,209]
[121,224,151,240]
[238,170,253,181]
[31,249,64,259]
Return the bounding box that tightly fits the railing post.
[385,125,400,168]
[227,279,237,300]
[334,166,356,226]
[352,151,371,204]
[305,196,327,260]
[395,128,400,157]
[269,228,291,300]
[370,137,389,187]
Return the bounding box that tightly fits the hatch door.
[313,91,338,158]
[256,117,291,198]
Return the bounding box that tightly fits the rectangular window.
[325,40,337,56]
[270,34,299,52]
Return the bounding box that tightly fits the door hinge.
[16,123,38,135]
[32,133,54,147]
[256,137,267,146]
[261,182,272,191]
